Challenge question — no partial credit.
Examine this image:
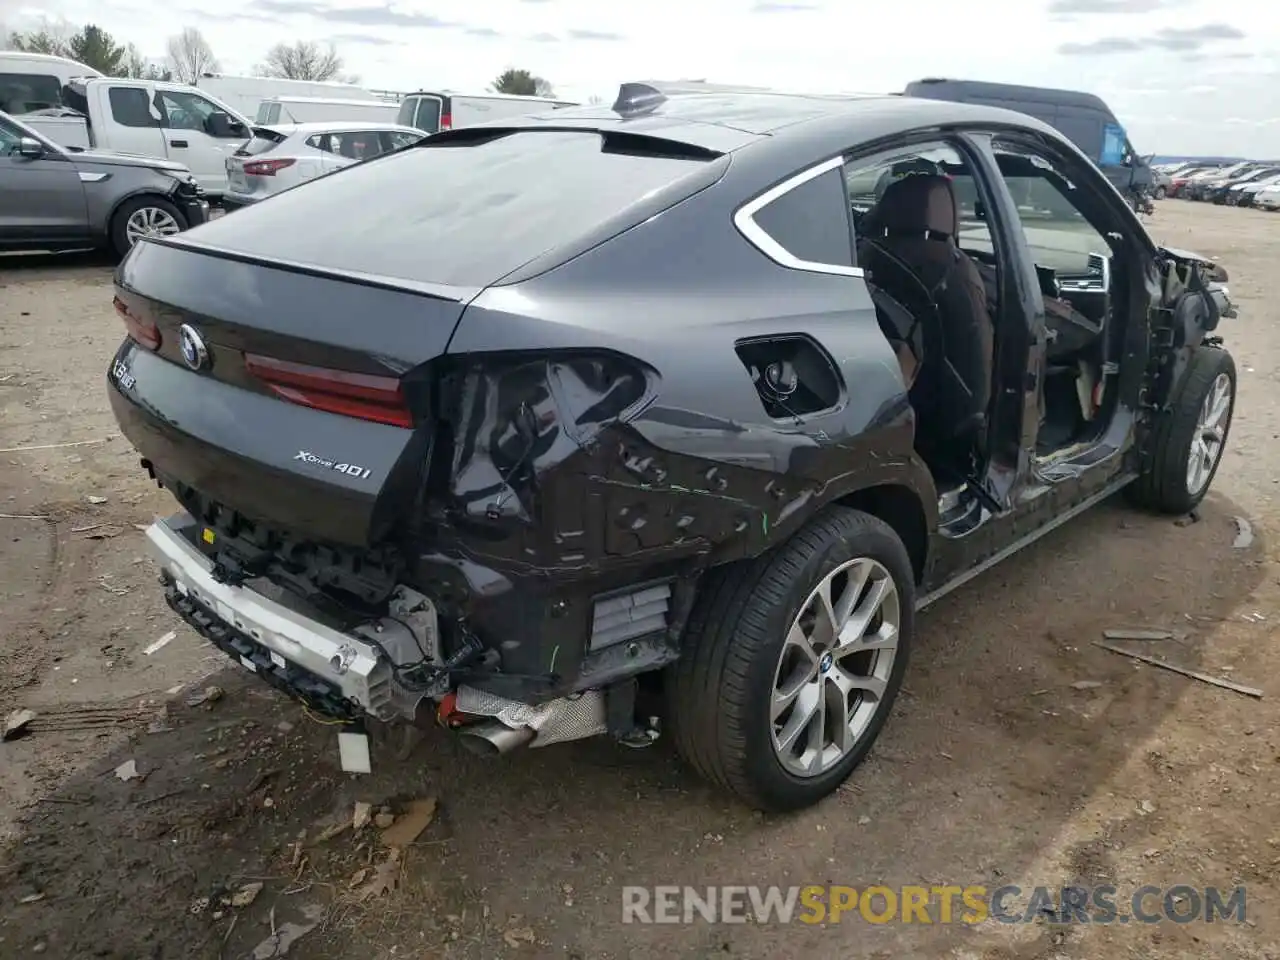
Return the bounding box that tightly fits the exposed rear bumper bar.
[146,513,394,719]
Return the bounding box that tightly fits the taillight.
[242,158,296,176]
[115,295,160,350]
[439,112,452,131]
[244,353,412,428]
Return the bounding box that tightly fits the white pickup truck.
[2,56,253,199]
[52,79,252,199]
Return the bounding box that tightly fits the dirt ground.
[2,200,1279,960]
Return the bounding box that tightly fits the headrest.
[876,173,958,240]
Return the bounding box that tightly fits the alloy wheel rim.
[770,557,901,779]
[1186,371,1232,496]
[125,207,181,246]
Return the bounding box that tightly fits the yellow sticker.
[202,528,216,544]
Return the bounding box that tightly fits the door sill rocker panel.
[917,472,1136,610]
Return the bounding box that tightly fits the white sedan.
[222,121,425,209]
[1257,184,1280,211]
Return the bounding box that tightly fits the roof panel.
[493,90,1066,158]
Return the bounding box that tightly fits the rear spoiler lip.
[416,123,726,160]
[151,235,483,304]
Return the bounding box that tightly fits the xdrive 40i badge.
[294,450,373,480]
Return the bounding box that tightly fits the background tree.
[6,18,75,57]
[166,27,219,83]
[492,68,553,97]
[4,19,163,80]
[118,44,174,81]
[65,25,127,75]
[123,43,147,79]
[7,30,63,54]
[256,41,348,82]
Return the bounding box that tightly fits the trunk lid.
[108,239,472,548]
[109,126,728,548]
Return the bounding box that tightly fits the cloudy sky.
[3,0,1276,156]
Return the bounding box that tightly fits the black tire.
[109,196,187,259]
[666,506,915,812]
[1128,346,1236,514]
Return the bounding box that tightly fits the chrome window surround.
[733,155,865,278]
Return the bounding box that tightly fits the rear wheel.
[1128,346,1236,514]
[110,196,186,258]
[667,507,914,812]
[1154,185,1167,200]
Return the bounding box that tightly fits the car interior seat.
[857,173,995,465]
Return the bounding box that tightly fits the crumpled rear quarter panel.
[423,165,938,698]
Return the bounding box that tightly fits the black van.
[903,77,1153,199]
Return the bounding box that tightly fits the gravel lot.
[2,200,1279,960]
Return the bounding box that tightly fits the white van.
[395,90,578,134]
[195,73,391,122]
[255,96,400,125]
[0,51,102,114]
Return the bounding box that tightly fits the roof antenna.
[612,82,667,116]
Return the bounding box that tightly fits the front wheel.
[1128,346,1236,514]
[666,507,915,812]
[110,196,187,258]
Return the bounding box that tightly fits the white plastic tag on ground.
[338,731,372,774]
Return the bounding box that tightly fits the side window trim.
[733,155,864,278]
[150,91,171,127]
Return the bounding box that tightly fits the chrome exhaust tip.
[457,721,535,756]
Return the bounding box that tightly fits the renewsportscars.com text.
[621,884,1247,925]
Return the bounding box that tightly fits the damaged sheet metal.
[405,333,928,703]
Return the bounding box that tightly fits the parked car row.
[0,105,429,255]
[0,52,579,199]
[1152,159,1280,209]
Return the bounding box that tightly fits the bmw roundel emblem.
[178,323,209,371]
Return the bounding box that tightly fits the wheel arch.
[834,482,931,585]
[105,188,184,237]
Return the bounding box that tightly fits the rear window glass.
[414,98,442,133]
[0,72,64,113]
[242,131,286,155]
[393,96,440,131]
[185,129,717,288]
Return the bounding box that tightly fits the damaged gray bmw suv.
[107,82,1236,812]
